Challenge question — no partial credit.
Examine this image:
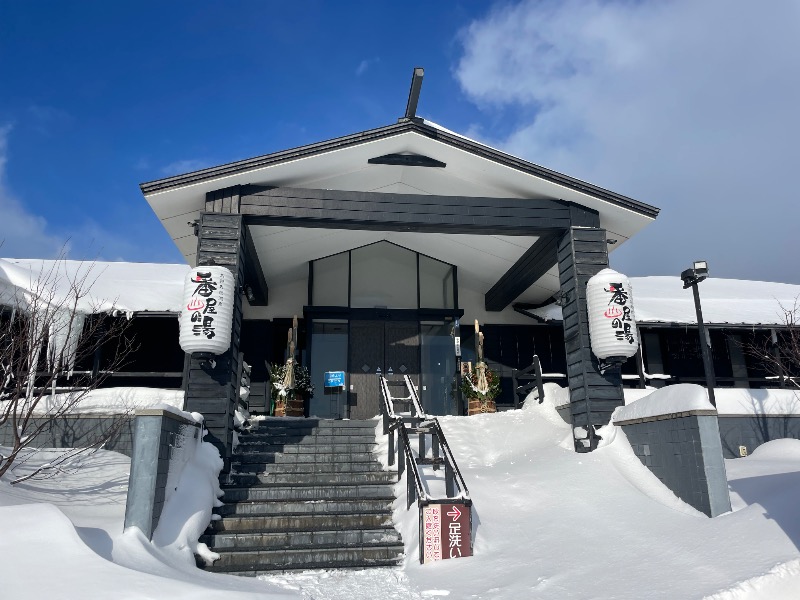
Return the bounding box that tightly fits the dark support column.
[557,226,624,452]
[183,211,246,471]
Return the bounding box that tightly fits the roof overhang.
[142,120,660,307]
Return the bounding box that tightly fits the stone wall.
[717,415,800,458]
[0,414,135,457]
[615,411,731,517]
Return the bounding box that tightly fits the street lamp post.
[680,261,716,407]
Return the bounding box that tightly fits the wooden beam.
[368,153,445,168]
[205,185,241,213]
[239,186,576,235]
[484,234,561,312]
[242,222,269,306]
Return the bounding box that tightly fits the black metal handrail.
[430,419,469,499]
[511,355,545,408]
[396,420,429,508]
[403,374,427,418]
[379,374,470,508]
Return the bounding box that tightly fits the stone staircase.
[200,419,404,576]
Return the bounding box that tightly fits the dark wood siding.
[557,226,623,450]
[184,212,245,469]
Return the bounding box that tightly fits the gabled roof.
[140,119,658,219]
[141,118,661,308]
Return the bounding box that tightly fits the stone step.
[234,442,377,454]
[232,451,378,465]
[200,527,401,551]
[209,511,393,533]
[204,544,404,574]
[222,484,395,502]
[217,498,393,516]
[249,419,377,432]
[237,434,377,445]
[230,461,388,474]
[223,471,397,486]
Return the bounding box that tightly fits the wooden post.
[183,211,246,472]
[557,226,623,452]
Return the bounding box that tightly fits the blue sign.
[324,371,346,388]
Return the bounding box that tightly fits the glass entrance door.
[420,321,457,415]
[308,320,348,419]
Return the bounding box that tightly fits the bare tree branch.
[0,254,137,482]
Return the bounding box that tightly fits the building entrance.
[348,320,420,419]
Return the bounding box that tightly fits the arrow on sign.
[446,506,461,520]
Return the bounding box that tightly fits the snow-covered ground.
[2,396,800,599]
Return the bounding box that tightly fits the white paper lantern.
[179,266,235,354]
[586,268,639,360]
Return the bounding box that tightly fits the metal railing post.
[432,433,440,471]
[445,460,455,497]
[512,368,519,409]
[407,461,416,509]
[534,355,545,404]
[388,426,395,466]
[397,438,405,482]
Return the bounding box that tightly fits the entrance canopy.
[142,119,659,310]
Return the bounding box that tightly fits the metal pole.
[692,283,717,407]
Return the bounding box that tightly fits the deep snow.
[1,394,799,599]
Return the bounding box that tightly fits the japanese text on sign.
[186,271,221,340]
[604,283,635,344]
[421,503,471,564]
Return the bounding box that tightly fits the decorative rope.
[282,357,295,392]
[475,361,489,395]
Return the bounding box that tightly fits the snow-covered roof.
[0,258,189,315]
[532,276,800,327]
[2,259,797,326]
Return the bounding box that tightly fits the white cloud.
[160,159,211,176]
[356,57,380,76]
[0,126,157,262]
[456,0,800,283]
[0,125,68,258]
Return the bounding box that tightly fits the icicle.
[26,306,47,402]
[46,308,85,375]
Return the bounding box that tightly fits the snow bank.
[150,432,225,567]
[366,402,800,600]
[523,382,570,408]
[714,388,800,416]
[18,386,185,414]
[749,438,800,461]
[0,503,295,600]
[620,386,800,417]
[613,384,714,423]
[532,276,800,326]
[0,447,297,599]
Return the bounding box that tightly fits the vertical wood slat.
[183,211,245,471]
[205,186,242,214]
[557,226,624,452]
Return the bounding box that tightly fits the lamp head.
[681,260,709,288]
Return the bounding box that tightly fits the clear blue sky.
[2,1,799,284]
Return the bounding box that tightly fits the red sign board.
[421,502,472,563]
